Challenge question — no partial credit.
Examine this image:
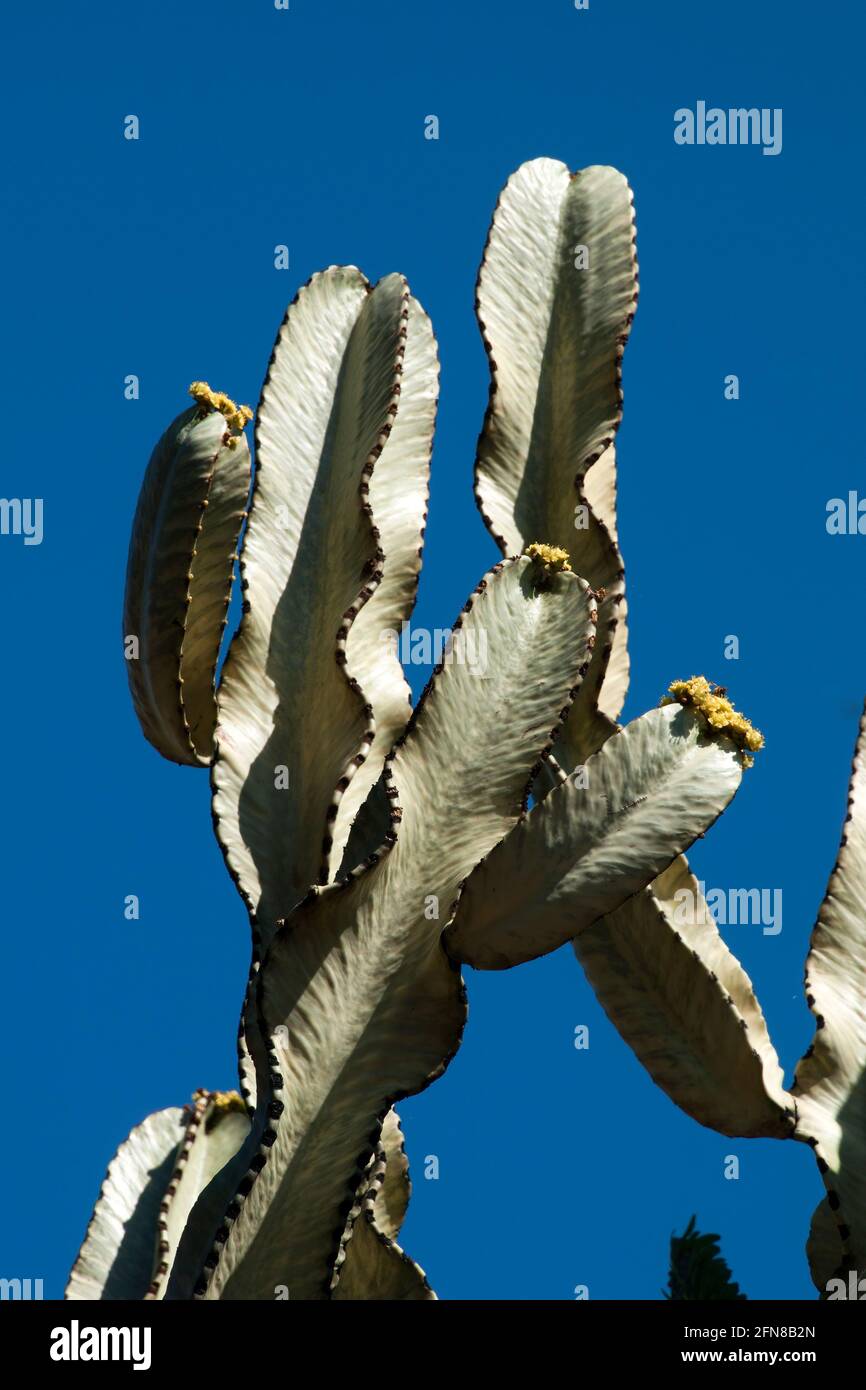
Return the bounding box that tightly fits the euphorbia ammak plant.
[67,159,866,1300]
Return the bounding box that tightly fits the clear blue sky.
[2,0,863,1300]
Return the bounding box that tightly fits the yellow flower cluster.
[188,381,253,447]
[524,542,573,573]
[197,1088,248,1131]
[661,676,764,768]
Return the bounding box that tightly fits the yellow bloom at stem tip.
[203,1089,248,1131]
[188,381,253,446]
[524,542,572,573]
[661,676,764,768]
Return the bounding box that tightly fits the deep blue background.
[2,0,863,1300]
